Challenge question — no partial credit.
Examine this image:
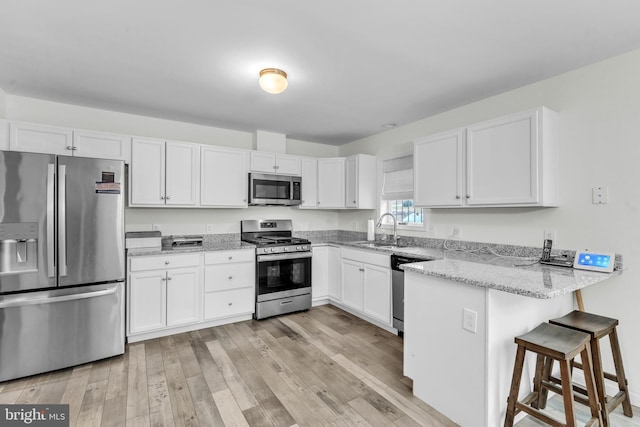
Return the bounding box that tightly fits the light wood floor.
[0,304,637,426]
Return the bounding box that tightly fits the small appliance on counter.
[163,235,203,248]
[241,219,311,319]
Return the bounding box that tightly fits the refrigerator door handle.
[58,164,67,277]
[0,286,117,309]
[47,163,55,278]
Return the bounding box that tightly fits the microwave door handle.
[47,163,55,277]
[58,164,67,277]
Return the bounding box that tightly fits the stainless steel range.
[241,219,312,319]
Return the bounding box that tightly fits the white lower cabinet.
[339,248,392,328]
[312,245,341,305]
[203,249,255,320]
[128,253,201,336]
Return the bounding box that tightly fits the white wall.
[339,48,640,398]
[4,95,341,235]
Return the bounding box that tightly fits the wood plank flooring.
[0,304,638,426]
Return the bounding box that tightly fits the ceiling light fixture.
[259,68,288,94]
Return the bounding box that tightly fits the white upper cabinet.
[414,129,465,207]
[0,120,9,150]
[345,154,377,209]
[250,151,301,176]
[72,130,131,162]
[9,121,131,161]
[9,122,73,155]
[299,157,318,208]
[130,137,199,206]
[414,107,559,208]
[317,157,346,208]
[200,145,249,207]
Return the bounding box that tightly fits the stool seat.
[548,310,633,427]
[504,322,602,427]
[550,310,618,339]
[516,322,591,360]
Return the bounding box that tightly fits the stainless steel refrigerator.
[0,150,125,382]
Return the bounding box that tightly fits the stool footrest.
[543,379,592,408]
[572,360,626,384]
[515,397,566,427]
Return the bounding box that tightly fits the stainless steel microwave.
[248,173,302,206]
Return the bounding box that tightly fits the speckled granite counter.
[127,240,254,256]
[400,253,621,299]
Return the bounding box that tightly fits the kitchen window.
[379,155,424,229]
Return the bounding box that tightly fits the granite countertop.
[127,241,255,256]
[127,231,621,299]
[400,251,621,299]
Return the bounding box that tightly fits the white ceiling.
[2,1,640,145]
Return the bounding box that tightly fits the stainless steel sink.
[352,241,404,250]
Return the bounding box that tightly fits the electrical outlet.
[452,225,462,238]
[543,229,556,241]
[206,224,215,233]
[151,224,161,231]
[463,308,477,333]
[592,186,609,204]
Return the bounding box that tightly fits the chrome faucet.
[376,213,399,245]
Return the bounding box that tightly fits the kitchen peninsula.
[401,252,622,427]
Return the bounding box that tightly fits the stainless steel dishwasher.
[391,254,431,336]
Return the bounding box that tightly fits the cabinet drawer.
[204,287,254,320]
[341,248,390,268]
[204,249,254,265]
[130,253,200,271]
[204,263,254,292]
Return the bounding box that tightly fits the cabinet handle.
[161,277,166,281]
[455,195,461,199]
[166,195,171,200]
[359,268,365,272]
[228,256,233,260]
[165,261,170,265]
[228,302,233,306]
[72,146,78,151]
[161,196,165,200]
[66,145,73,151]
[466,194,470,199]
[167,276,172,280]
[353,200,356,204]
[228,276,233,280]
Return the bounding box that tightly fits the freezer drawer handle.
[0,287,117,309]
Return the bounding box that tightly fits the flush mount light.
[383,123,398,128]
[259,68,288,94]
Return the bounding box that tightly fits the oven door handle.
[257,252,313,262]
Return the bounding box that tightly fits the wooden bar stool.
[504,322,602,427]
[542,310,633,427]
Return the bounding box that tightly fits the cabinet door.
[9,122,73,155]
[130,137,166,205]
[165,141,198,205]
[465,110,538,205]
[363,264,392,325]
[166,267,200,327]
[300,158,318,208]
[317,158,345,208]
[275,154,301,175]
[73,130,131,162]
[341,259,364,311]
[345,155,358,208]
[129,270,166,334]
[250,151,276,173]
[312,246,329,301]
[0,120,8,150]
[200,146,248,207]
[327,246,342,300]
[414,130,464,207]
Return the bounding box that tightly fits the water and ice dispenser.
[0,223,39,275]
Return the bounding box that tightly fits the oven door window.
[257,256,310,295]
[253,179,291,200]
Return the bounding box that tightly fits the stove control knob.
[296,246,302,250]
[284,247,288,251]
